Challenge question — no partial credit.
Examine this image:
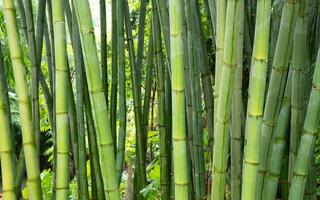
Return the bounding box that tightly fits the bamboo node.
[174,182,188,186]
[302,129,317,136]
[271,65,288,72]
[312,82,320,90]
[2,187,16,193]
[223,61,237,68]
[104,188,119,193]
[57,151,69,155]
[263,120,276,127]
[172,137,187,141]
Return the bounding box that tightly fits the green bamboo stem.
[186,0,205,198]
[0,42,16,200]
[72,0,120,199]
[304,161,317,200]
[211,0,242,199]
[3,0,42,199]
[110,0,118,151]
[124,1,147,197]
[136,0,147,91]
[257,1,298,196]
[141,31,154,153]
[24,0,41,156]
[155,0,170,65]
[231,1,244,199]
[152,1,170,198]
[289,0,310,181]
[71,3,89,198]
[84,80,106,200]
[169,0,189,197]
[115,0,127,185]
[100,0,108,104]
[211,0,226,131]
[288,49,320,200]
[261,73,292,200]
[241,0,271,199]
[52,0,70,198]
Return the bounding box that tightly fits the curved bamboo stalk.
[262,73,292,200]
[72,0,120,199]
[257,1,298,196]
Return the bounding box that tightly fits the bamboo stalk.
[241,0,271,199]
[115,0,127,185]
[257,1,298,196]
[169,0,189,197]
[0,41,16,200]
[211,0,243,199]
[288,49,320,200]
[152,1,170,198]
[72,0,120,198]
[3,0,43,199]
[262,73,292,200]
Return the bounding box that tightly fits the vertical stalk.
[258,1,298,196]
[115,0,127,184]
[241,0,271,199]
[152,1,170,198]
[288,49,320,200]
[2,0,42,198]
[100,0,108,103]
[72,3,89,198]
[0,42,16,200]
[262,73,292,200]
[72,0,120,199]
[289,0,310,181]
[110,0,118,151]
[231,1,244,199]
[53,0,70,198]
[211,0,242,199]
[169,0,189,198]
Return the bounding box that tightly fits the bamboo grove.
[1,0,320,199]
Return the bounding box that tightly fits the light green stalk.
[72,0,120,199]
[231,1,244,199]
[241,0,271,199]
[288,49,320,200]
[211,0,243,199]
[262,73,292,200]
[53,0,70,198]
[257,1,298,196]
[71,2,89,198]
[211,0,226,131]
[2,0,42,199]
[169,0,189,197]
[0,43,16,200]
